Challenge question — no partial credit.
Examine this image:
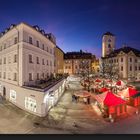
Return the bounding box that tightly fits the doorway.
[3,87,6,99]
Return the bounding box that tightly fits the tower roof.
[103,32,115,36]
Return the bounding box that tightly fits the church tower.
[102,32,116,57]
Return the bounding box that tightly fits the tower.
[102,32,116,57]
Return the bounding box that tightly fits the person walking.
[72,94,75,102]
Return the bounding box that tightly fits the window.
[37,73,39,80]
[0,59,2,65]
[69,66,71,69]
[36,41,39,47]
[37,57,39,64]
[4,44,6,49]
[29,73,33,81]
[42,59,45,65]
[42,44,44,50]
[108,39,111,42]
[3,72,6,79]
[135,66,137,71]
[29,55,33,63]
[130,66,132,71]
[29,37,33,44]
[108,44,111,48]
[14,54,17,63]
[47,60,49,65]
[14,37,18,44]
[4,57,6,64]
[10,90,16,103]
[8,56,11,64]
[50,49,52,54]
[130,58,132,62]
[8,73,11,80]
[121,58,123,62]
[42,73,45,78]
[121,66,123,71]
[135,59,138,63]
[50,61,52,66]
[13,73,17,81]
[0,72,1,78]
[139,66,140,71]
[25,97,37,113]
[47,47,49,52]
[0,46,2,51]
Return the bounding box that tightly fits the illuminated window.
[10,90,16,103]
[25,97,37,113]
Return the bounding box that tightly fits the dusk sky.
[1,0,140,57]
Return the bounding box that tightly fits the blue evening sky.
[0,0,140,57]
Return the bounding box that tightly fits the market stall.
[103,92,127,122]
[118,87,140,107]
[74,91,91,104]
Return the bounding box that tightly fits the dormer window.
[41,30,45,35]
[10,24,15,29]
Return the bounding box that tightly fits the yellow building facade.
[55,46,64,74]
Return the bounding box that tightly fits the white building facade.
[0,23,66,117]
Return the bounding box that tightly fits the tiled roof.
[64,51,92,59]
[105,46,140,58]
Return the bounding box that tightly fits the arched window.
[108,39,111,42]
[108,44,111,48]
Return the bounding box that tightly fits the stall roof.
[104,92,126,107]
[118,88,138,98]
[93,92,108,104]
[95,79,102,83]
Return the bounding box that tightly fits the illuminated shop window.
[10,90,16,103]
[25,97,37,113]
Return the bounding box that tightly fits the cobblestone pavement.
[28,80,108,134]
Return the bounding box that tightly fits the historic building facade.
[0,23,66,117]
[64,50,92,75]
[91,55,100,74]
[102,32,140,81]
